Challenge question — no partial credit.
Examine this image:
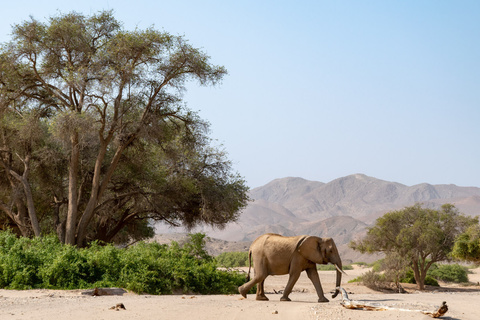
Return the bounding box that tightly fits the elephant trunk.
[332,259,343,299]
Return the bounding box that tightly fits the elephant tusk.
[335,264,348,276]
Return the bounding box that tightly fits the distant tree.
[451,224,480,263]
[0,10,249,245]
[350,204,477,290]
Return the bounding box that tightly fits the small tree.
[350,204,477,290]
[451,224,480,264]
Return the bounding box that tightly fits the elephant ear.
[295,235,309,252]
[297,236,329,264]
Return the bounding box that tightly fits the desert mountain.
[155,174,480,263]
[250,174,480,223]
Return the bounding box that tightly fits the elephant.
[238,233,344,302]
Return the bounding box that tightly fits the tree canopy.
[451,224,480,263]
[0,10,249,246]
[350,203,477,290]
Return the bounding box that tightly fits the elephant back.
[252,234,307,258]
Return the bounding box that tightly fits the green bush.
[429,264,469,283]
[401,271,439,286]
[360,270,388,290]
[216,251,249,267]
[425,276,439,286]
[400,269,416,284]
[399,263,468,285]
[353,262,368,267]
[0,233,62,289]
[348,276,362,283]
[316,264,353,271]
[0,231,246,294]
[354,259,470,289]
[370,259,384,272]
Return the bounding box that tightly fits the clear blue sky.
[1,1,479,188]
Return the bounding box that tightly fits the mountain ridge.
[155,174,480,263]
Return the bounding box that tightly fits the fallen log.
[338,287,448,318]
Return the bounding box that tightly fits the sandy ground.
[0,266,479,320]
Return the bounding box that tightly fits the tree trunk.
[53,198,66,243]
[76,142,130,246]
[0,202,29,236]
[15,173,40,237]
[74,142,108,246]
[9,155,41,237]
[0,149,32,236]
[417,274,426,290]
[412,261,426,290]
[13,198,31,236]
[102,209,136,243]
[65,132,80,245]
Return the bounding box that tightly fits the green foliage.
[348,277,362,283]
[353,262,368,267]
[425,276,439,286]
[0,233,62,288]
[429,264,469,283]
[0,231,246,294]
[358,270,390,290]
[316,264,353,271]
[183,233,213,262]
[358,259,469,290]
[216,251,250,268]
[0,10,248,245]
[400,269,416,284]
[370,259,384,272]
[399,263,468,285]
[399,269,438,286]
[451,224,480,263]
[350,204,477,290]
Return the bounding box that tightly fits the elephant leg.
[256,279,269,301]
[281,271,301,301]
[306,267,329,303]
[239,273,269,301]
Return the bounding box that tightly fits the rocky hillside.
[155,174,480,263]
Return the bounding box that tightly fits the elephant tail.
[246,250,252,282]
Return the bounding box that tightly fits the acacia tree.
[350,203,477,290]
[0,11,248,246]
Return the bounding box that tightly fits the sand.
[1,266,479,320]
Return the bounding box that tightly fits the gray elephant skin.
[238,233,343,302]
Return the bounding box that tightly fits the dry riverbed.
[1,266,479,320]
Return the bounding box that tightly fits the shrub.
[0,231,247,294]
[361,270,389,290]
[359,270,408,292]
[429,264,469,283]
[400,263,468,284]
[0,234,62,289]
[216,251,249,268]
[400,269,416,284]
[348,276,362,283]
[353,262,368,267]
[425,276,439,286]
[367,259,384,272]
[316,264,353,271]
